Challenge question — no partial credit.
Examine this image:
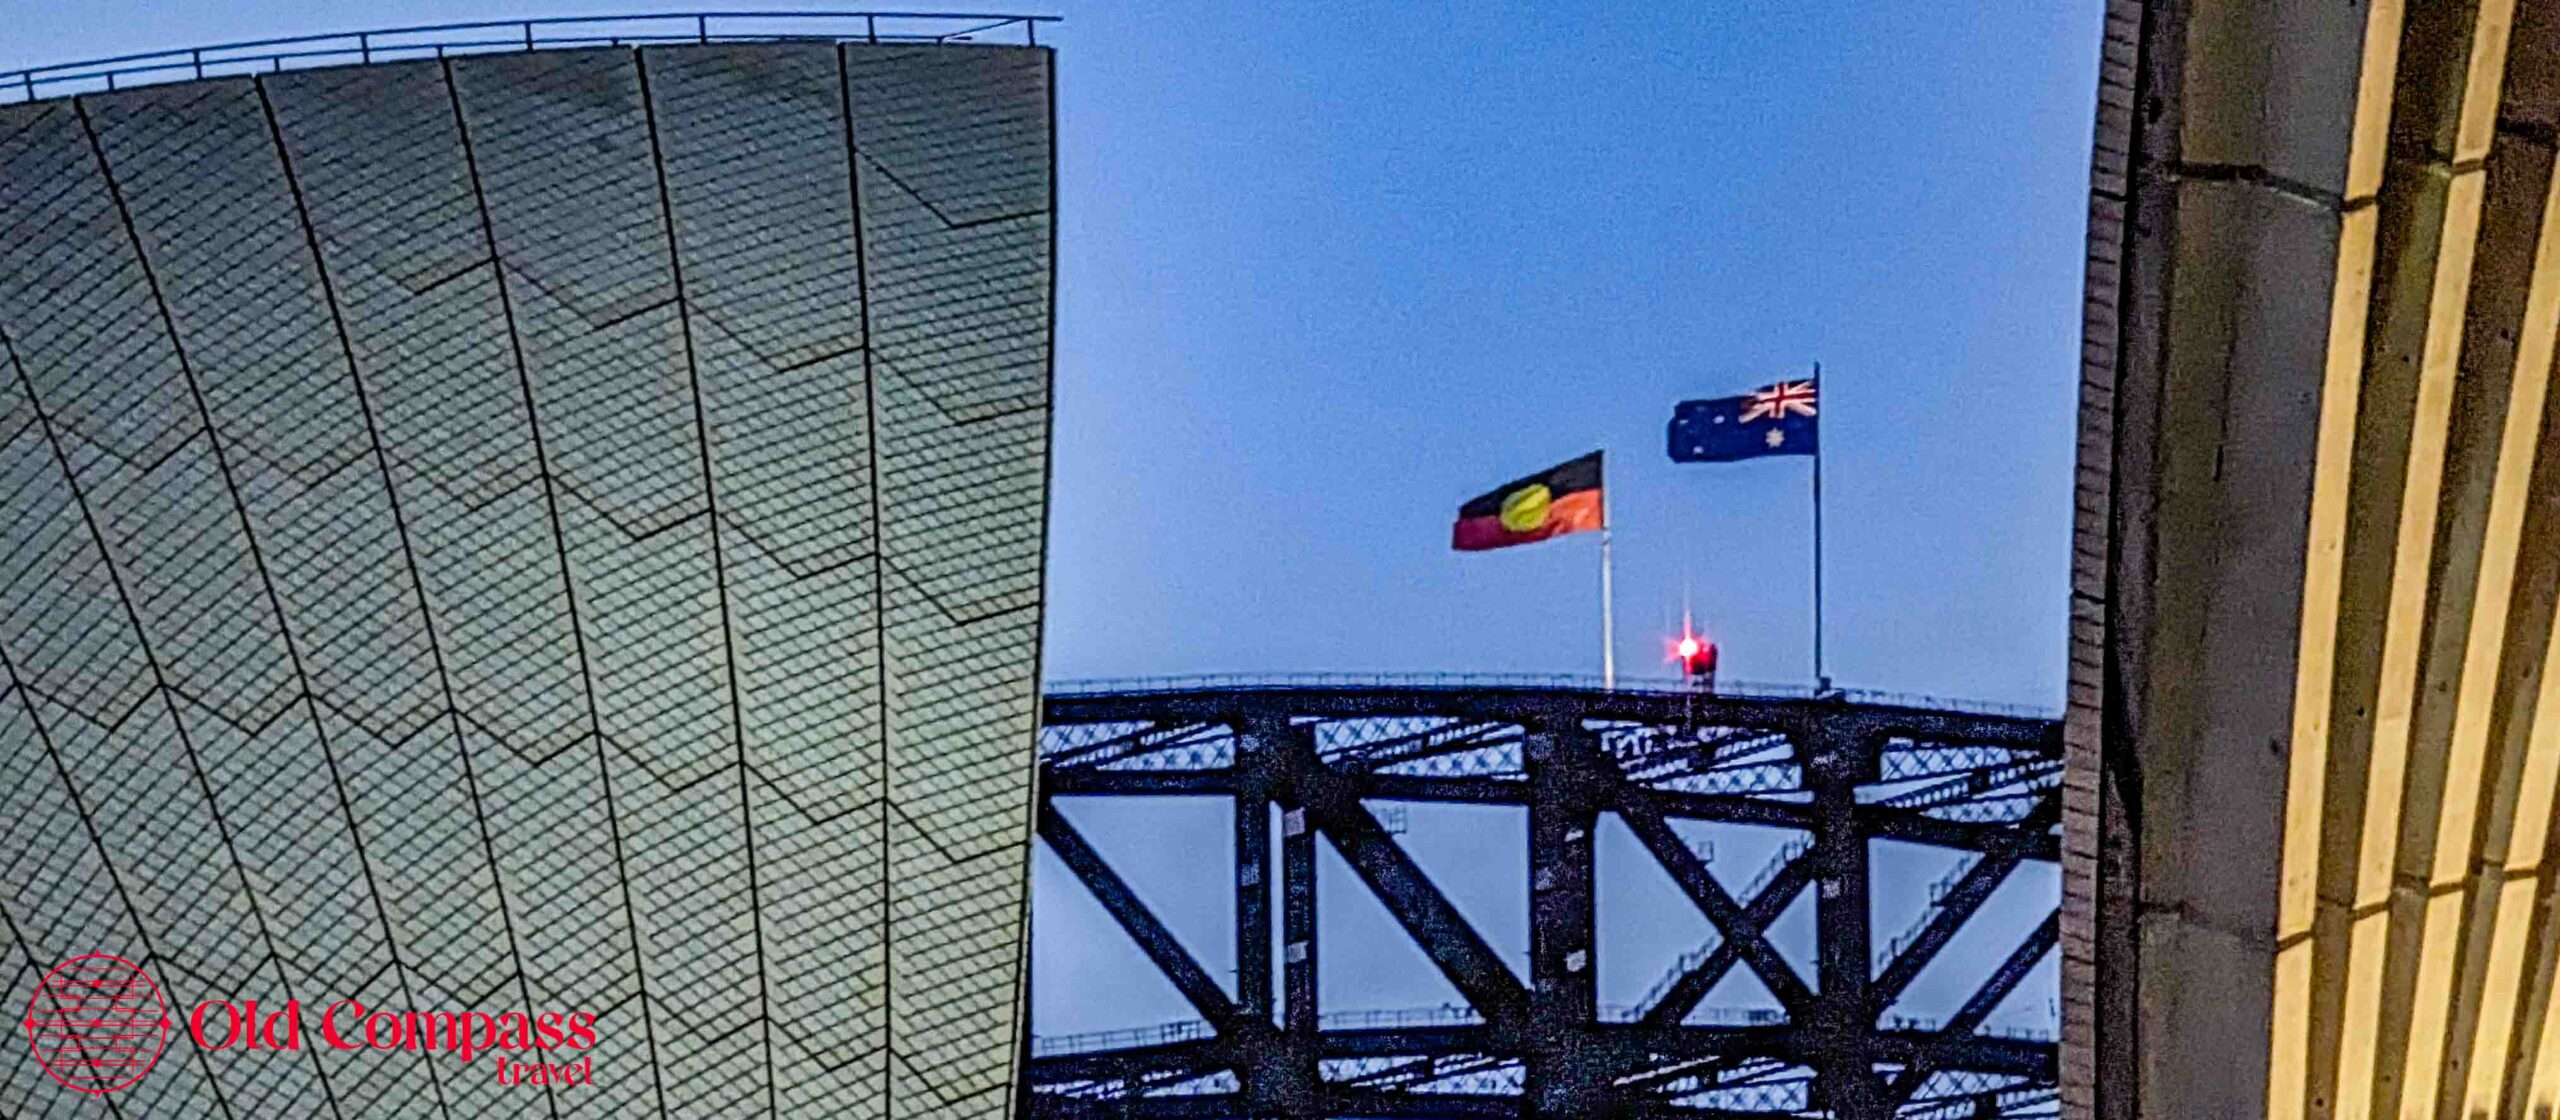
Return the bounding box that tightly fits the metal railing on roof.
[0,11,1058,105]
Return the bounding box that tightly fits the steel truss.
[1025,684,2061,1119]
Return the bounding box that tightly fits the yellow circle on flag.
[1499,484,1552,533]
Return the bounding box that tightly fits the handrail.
[1044,672,2061,721]
[1,11,1058,105]
[1030,1004,2054,1057]
[1029,1004,1490,1058]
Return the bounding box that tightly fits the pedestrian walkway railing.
[1046,672,2059,721]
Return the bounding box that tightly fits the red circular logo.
[22,954,170,1095]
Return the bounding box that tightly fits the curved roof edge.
[2,10,1057,105]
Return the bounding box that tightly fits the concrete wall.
[2067,2,2560,1117]
[0,41,1051,1119]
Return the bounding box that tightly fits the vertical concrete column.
[2064,0,2560,1116]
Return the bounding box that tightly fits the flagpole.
[1601,486,1617,690]
[1811,361,1827,692]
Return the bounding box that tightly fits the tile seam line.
[435,55,618,1120]
[73,93,361,1120]
[634,47,776,1120]
[837,42,899,1120]
[0,631,188,1120]
[251,73,463,1120]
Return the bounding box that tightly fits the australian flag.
[1668,379,1817,462]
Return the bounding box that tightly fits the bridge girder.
[1024,685,2061,1119]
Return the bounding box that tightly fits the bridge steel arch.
[1022,683,2062,1119]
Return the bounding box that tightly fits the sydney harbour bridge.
[1018,2,2560,1114]
[1019,681,2060,1119]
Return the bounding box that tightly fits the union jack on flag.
[1667,377,1820,463]
[1740,380,1818,422]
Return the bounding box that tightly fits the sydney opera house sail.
[0,36,1051,1120]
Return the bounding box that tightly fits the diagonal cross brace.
[1616,789,1817,1013]
[1948,911,2058,1033]
[1639,853,1816,1028]
[1871,791,2060,1008]
[1292,760,1532,1034]
[1888,910,2058,1104]
[1037,798,1244,1035]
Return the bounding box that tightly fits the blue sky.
[1039,4,2097,703]
[1029,4,2099,1038]
[8,0,2101,1046]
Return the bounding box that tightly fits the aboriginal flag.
[1452,451,1605,552]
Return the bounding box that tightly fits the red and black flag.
[1452,451,1605,551]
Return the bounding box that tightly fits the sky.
[5,0,2104,1048]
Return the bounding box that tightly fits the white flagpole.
[1601,521,1617,690]
[1811,361,1827,692]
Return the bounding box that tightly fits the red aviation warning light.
[1678,637,1717,678]
[1669,626,1717,691]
